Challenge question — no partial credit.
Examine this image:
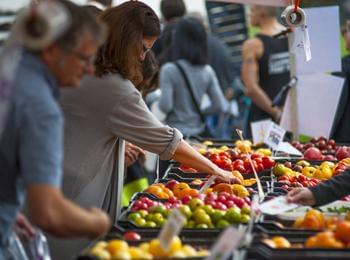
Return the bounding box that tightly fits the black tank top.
[249,34,290,123]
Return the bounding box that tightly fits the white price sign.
[258,196,299,215]
[205,227,244,260]
[199,175,217,194]
[158,209,186,252]
[264,123,286,150]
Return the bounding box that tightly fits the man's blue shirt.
[0,52,63,246]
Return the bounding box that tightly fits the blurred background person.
[158,17,227,138]
[241,5,290,138]
[331,19,350,143]
[153,0,186,62]
[157,17,227,176]
[0,1,110,258]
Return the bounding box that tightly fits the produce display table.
[78,137,350,260]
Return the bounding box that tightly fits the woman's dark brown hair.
[95,1,160,82]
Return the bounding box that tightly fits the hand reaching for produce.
[286,188,316,206]
[214,168,242,184]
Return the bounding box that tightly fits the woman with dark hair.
[159,17,227,137]
[52,3,239,258]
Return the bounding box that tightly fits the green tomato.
[196,223,208,229]
[134,218,146,227]
[144,221,157,228]
[240,214,250,224]
[211,210,225,225]
[224,207,241,224]
[179,205,192,219]
[202,205,215,216]
[150,205,167,216]
[128,212,141,222]
[194,212,212,225]
[216,219,230,229]
[138,210,148,218]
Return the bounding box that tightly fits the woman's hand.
[214,167,242,184]
[124,142,145,167]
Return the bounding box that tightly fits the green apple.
[138,210,148,218]
[157,218,166,227]
[144,221,157,228]
[194,212,212,225]
[193,208,206,216]
[196,223,208,229]
[128,212,141,222]
[216,219,230,229]
[134,218,146,227]
[211,210,225,225]
[189,198,204,211]
[184,220,195,228]
[224,207,241,224]
[151,213,164,225]
[151,205,167,216]
[241,206,250,215]
[145,214,153,221]
[240,214,250,224]
[202,205,215,216]
[179,205,192,219]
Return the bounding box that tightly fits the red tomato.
[262,156,276,169]
[123,231,141,241]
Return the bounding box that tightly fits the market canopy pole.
[209,0,289,7]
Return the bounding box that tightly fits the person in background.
[158,17,227,138]
[287,170,350,206]
[331,20,350,142]
[241,5,290,138]
[0,0,109,258]
[54,2,240,258]
[153,0,186,60]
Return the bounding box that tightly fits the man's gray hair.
[56,0,106,50]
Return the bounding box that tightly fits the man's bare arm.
[241,38,281,121]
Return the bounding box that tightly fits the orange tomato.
[335,221,350,243]
[212,183,233,194]
[173,183,191,198]
[271,236,291,248]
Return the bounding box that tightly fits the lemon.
[149,239,168,257]
[203,140,213,146]
[106,240,128,255]
[128,247,144,259]
[111,250,131,260]
[94,241,108,249]
[169,250,187,258]
[90,247,111,260]
[196,250,210,256]
[232,184,249,198]
[181,245,197,256]
[139,242,150,253]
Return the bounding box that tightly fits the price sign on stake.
[264,123,286,150]
[200,175,217,194]
[236,129,265,202]
[158,209,186,252]
[259,196,299,215]
[205,227,244,260]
